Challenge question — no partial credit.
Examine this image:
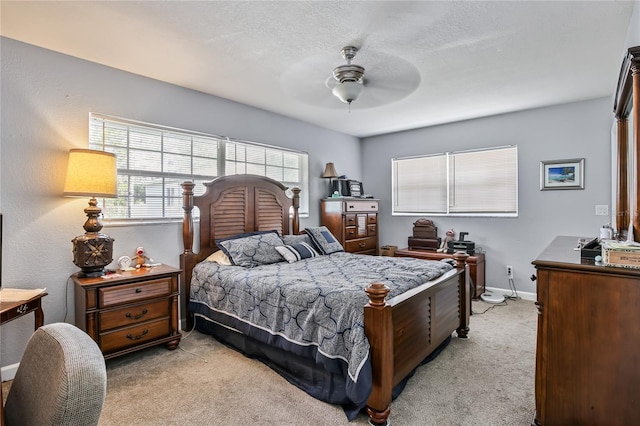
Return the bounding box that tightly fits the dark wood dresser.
[321,198,378,255]
[532,236,640,425]
[73,264,181,359]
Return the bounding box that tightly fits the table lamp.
[322,162,338,197]
[63,149,117,277]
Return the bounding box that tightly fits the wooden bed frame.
[180,174,470,425]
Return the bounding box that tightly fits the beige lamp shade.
[63,149,117,197]
[322,162,338,178]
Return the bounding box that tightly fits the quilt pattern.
[189,252,452,407]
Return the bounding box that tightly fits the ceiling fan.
[281,44,421,110]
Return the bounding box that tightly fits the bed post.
[182,182,195,254]
[364,282,393,426]
[181,181,196,331]
[291,186,300,234]
[453,251,470,338]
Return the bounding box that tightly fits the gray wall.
[362,98,613,295]
[0,37,359,368]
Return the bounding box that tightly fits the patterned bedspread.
[189,252,452,413]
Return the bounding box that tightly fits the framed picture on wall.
[540,158,585,190]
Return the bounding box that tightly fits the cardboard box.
[602,241,640,269]
[380,245,398,256]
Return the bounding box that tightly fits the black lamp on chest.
[63,149,117,277]
[322,162,339,197]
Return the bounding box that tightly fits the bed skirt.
[193,312,451,421]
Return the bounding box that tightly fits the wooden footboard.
[364,252,470,425]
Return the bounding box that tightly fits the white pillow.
[205,250,232,265]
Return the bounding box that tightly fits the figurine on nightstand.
[133,246,155,268]
[437,229,455,253]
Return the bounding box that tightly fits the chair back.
[4,323,106,426]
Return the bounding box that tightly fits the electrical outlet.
[506,265,513,278]
[595,205,609,216]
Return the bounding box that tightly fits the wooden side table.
[72,264,181,359]
[0,291,48,330]
[1,290,47,426]
[394,248,486,299]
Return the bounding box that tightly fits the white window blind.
[89,114,309,220]
[393,146,518,216]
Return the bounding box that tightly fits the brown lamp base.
[72,232,114,277]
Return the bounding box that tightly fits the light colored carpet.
[3,299,536,425]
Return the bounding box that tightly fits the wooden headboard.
[180,174,300,328]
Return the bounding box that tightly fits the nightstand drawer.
[100,318,170,354]
[99,299,170,331]
[99,278,172,308]
[345,237,377,253]
[345,200,378,212]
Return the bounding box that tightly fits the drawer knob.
[135,288,143,293]
[125,308,148,320]
[359,243,366,248]
[126,329,149,341]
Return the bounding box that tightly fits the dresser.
[73,264,181,359]
[394,248,485,299]
[321,198,379,255]
[532,236,640,425]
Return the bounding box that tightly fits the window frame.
[89,113,309,224]
[392,145,518,217]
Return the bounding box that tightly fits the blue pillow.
[276,242,320,263]
[216,231,285,268]
[282,234,323,254]
[304,226,344,255]
[282,233,314,247]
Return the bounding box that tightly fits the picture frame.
[540,158,585,190]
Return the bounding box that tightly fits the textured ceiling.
[0,1,636,137]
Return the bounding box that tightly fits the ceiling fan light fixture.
[331,46,366,107]
[332,80,365,104]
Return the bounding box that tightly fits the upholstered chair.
[3,322,107,426]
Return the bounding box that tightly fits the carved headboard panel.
[180,174,300,327]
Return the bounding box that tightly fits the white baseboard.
[481,286,536,301]
[1,363,19,382]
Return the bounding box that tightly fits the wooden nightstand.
[72,264,181,359]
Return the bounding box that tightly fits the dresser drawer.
[99,299,170,332]
[99,277,172,308]
[367,213,377,224]
[368,224,377,236]
[100,318,171,354]
[345,200,378,212]
[345,237,377,253]
[345,214,357,227]
[345,227,357,240]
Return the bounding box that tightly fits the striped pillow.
[275,242,320,263]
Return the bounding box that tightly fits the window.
[89,114,309,220]
[392,146,518,216]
